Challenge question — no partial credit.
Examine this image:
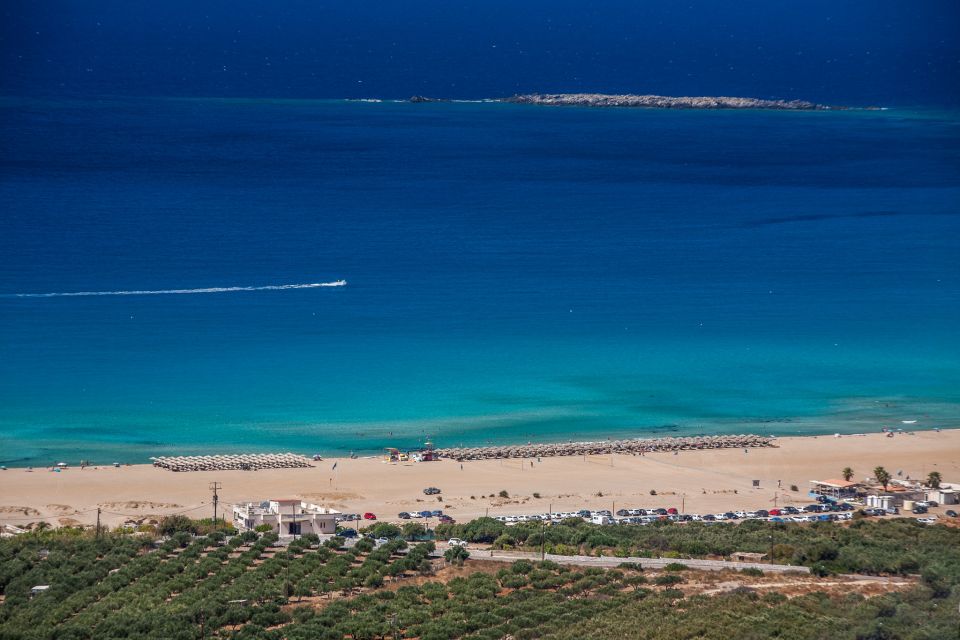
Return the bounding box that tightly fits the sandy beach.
[2,429,958,529]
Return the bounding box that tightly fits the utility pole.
[540,516,545,561]
[96,507,101,539]
[209,482,222,530]
[680,493,686,514]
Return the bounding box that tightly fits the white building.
[928,488,959,505]
[233,499,339,537]
[866,495,896,511]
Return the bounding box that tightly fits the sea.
[1,97,958,466]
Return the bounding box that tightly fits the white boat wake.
[5,280,346,298]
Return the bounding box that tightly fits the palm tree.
[841,467,854,482]
[926,471,942,489]
[873,466,891,491]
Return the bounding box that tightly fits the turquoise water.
[1,98,958,465]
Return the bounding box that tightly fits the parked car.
[338,528,358,538]
[702,514,716,521]
[419,510,433,518]
[917,517,938,524]
[447,538,469,547]
[782,506,800,515]
[755,509,769,517]
[768,509,781,516]
[438,514,455,524]
[363,512,377,520]
[577,510,592,518]
[945,510,958,517]
[423,487,441,495]
[431,510,443,517]
[912,505,928,514]
[666,508,678,515]
[398,511,411,519]
[616,509,631,517]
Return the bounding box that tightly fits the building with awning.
[809,479,859,500]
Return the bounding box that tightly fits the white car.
[734,511,748,519]
[713,513,728,521]
[690,514,703,521]
[916,517,937,525]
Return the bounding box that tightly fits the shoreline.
[3,421,954,469]
[2,428,957,530]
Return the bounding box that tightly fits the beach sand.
[2,430,958,528]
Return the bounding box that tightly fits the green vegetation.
[435,516,959,576]
[926,471,942,489]
[443,545,470,566]
[842,467,854,482]
[0,516,957,639]
[874,466,892,491]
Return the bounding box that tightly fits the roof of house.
[810,479,857,488]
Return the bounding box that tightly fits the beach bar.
[808,479,859,501]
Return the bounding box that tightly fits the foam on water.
[4,281,346,298]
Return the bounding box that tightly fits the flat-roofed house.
[233,499,338,537]
[928,488,959,505]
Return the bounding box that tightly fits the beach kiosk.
[809,479,859,502]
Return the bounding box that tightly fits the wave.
[4,280,346,298]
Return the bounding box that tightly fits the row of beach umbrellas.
[150,453,314,472]
[434,434,774,461]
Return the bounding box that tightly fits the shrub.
[533,492,541,499]
[158,515,197,536]
[740,567,764,577]
[491,534,516,549]
[444,545,470,566]
[654,574,684,585]
[499,490,510,498]
[649,489,657,495]
[663,563,688,571]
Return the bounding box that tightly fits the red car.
[363,512,377,520]
[666,507,678,515]
[769,509,781,516]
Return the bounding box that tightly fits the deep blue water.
[2,1,959,107]
[1,97,959,465]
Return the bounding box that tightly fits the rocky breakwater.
[504,93,827,110]
[435,433,776,461]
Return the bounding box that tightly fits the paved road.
[460,549,811,574]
